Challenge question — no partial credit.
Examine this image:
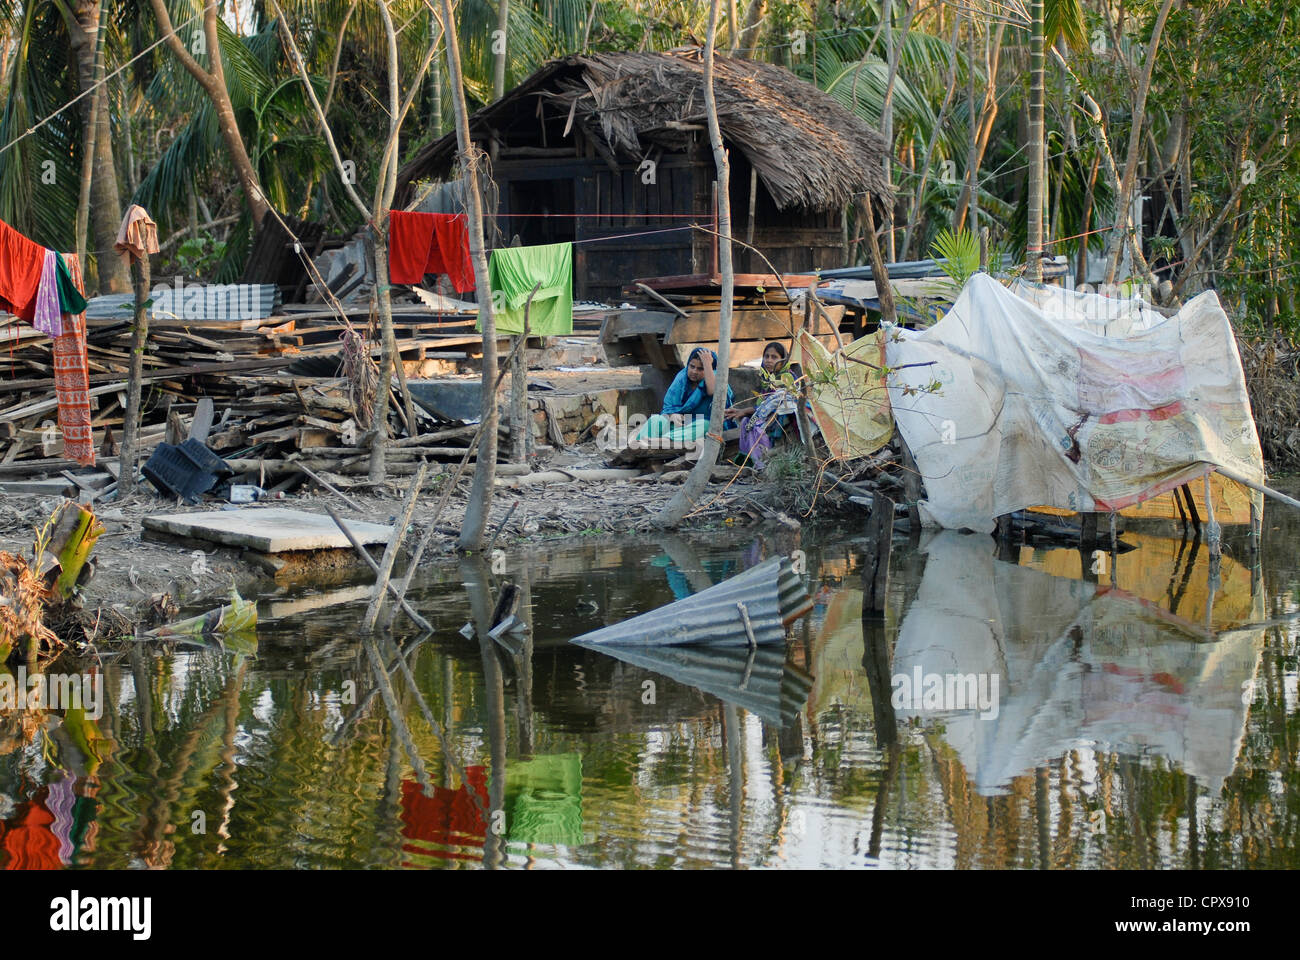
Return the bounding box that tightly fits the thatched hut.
[396,49,890,303]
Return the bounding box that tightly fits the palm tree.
[0,0,128,293]
[1028,0,1045,280]
[146,0,270,227]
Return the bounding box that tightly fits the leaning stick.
[324,503,432,632]
[363,461,429,632]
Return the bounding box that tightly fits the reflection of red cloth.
[388,211,475,292]
[0,218,47,323]
[0,792,63,870]
[399,767,488,865]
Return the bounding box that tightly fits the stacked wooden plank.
[0,365,518,492]
[0,289,536,484]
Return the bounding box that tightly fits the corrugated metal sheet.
[568,556,810,647]
[85,283,281,322]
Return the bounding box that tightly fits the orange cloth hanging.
[113,204,160,263]
[52,253,94,467]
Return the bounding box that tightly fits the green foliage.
[930,227,980,288]
[0,1,81,249]
[174,234,228,277]
[762,445,820,515]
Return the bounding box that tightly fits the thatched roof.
[396,49,890,212]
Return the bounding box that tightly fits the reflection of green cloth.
[485,242,573,336]
[54,253,87,315]
[505,753,583,846]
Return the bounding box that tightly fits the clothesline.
[492,212,706,219]
[0,0,432,162]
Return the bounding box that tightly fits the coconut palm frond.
[131,101,219,233]
[0,0,80,249]
[931,226,981,286]
[823,57,942,150]
[1045,0,1088,51]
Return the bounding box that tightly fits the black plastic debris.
[407,380,483,423]
[142,438,233,504]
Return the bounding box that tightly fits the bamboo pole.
[1215,465,1300,512]
[323,503,432,632]
[120,253,152,493]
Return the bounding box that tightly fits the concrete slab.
[0,479,76,496]
[142,507,394,554]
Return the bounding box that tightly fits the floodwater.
[2,499,1298,870]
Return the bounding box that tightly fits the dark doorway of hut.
[506,180,576,247]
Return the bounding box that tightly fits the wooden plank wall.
[492,146,848,303]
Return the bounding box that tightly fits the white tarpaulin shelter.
[885,274,1265,532]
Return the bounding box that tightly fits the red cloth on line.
[0,218,48,323]
[52,253,94,467]
[388,211,475,292]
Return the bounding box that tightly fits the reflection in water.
[891,531,1264,795]
[0,514,1296,869]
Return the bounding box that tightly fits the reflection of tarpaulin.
[505,754,583,846]
[791,329,894,460]
[1025,533,1261,635]
[399,767,488,867]
[893,532,1265,796]
[886,275,1266,532]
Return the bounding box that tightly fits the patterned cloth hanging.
[51,253,94,467]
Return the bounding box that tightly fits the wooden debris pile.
[0,283,539,490]
[0,361,535,497]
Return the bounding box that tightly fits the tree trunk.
[368,1,405,482]
[147,0,269,227]
[71,1,128,295]
[120,255,151,494]
[493,0,508,100]
[953,21,1005,231]
[900,13,962,259]
[656,0,733,528]
[1027,0,1044,281]
[369,234,393,481]
[737,0,766,57]
[1103,0,1176,284]
[444,0,500,550]
[965,13,979,237]
[880,0,894,261]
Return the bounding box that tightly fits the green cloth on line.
[54,252,87,316]
[485,242,573,336]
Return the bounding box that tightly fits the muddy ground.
[0,439,802,642]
